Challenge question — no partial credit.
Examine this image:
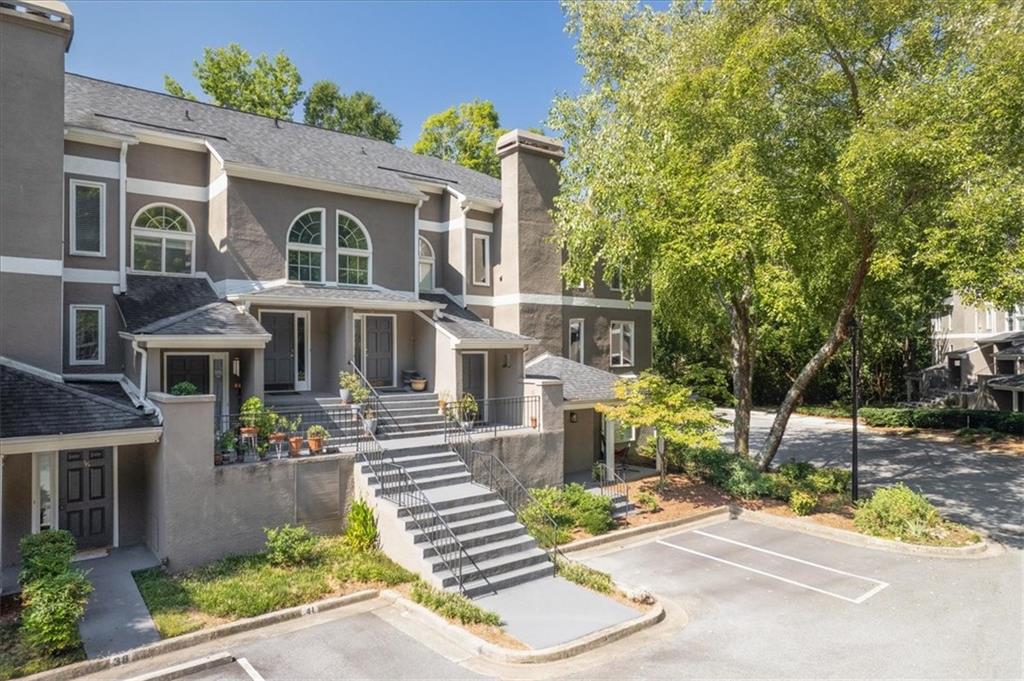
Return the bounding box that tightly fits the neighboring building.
[0,2,650,583]
[910,294,1024,411]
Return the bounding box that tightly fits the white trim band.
[0,256,63,277]
[64,155,119,179]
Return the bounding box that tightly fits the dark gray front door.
[461,353,486,405]
[262,312,295,391]
[165,354,210,393]
[365,316,394,386]
[59,449,113,550]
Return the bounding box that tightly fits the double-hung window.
[70,180,105,256]
[610,320,634,367]
[472,234,490,286]
[569,318,584,363]
[70,305,104,366]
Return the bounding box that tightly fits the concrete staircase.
[375,392,447,440]
[357,441,555,598]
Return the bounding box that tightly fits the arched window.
[418,236,435,291]
[132,204,194,274]
[287,209,324,283]
[337,211,371,285]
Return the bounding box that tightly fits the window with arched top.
[337,211,371,285]
[418,236,435,291]
[132,203,195,274]
[287,209,324,283]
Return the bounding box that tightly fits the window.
[569,318,584,363]
[70,305,104,365]
[472,234,490,286]
[610,320,634,367]
[609,268,623,291]
[132,204,194,274]
[336,211,371,285]
[70,180,105,256]
[985,307,996,332]
[418,236,435,291]
[33,452,57,533]
[615,421,636,443]
[287,209,324,283]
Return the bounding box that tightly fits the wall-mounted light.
[502,353,511,368]
[232,357,241,376]
[569,411,578,424]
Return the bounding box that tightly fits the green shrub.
[669,446,736,485]
[789,490,817,516]
[345,498,379,552]
[859,407,1023,435]
[777,459,815,482]
[20,570,93,654]
[335,549,414,585]
[723,458,772,499]
[764,473,794,501]
[853,484,942,541]
[518,484,615,546]
[410,581,501,626]
[635,490,660,513]
[264,525,318,567]
[808,467,851,495]
[556,560,614,594]
[169,381,200,396]
[19,530,76,586]
[796,405,850,418]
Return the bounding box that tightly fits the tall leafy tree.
[412,100,504,177]
[303,80,401,143]
[552,0,1024,469]
[164,43,303,119]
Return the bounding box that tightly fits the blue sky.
[65,0,584,147]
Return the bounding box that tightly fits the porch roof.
[420,293,537,347]
[230,284,440,311]
[131,302,269,339]
[987,373,1024,391]
[0,363,158,441]
[116,274,219,333]
[525,354,623,403]
[976,331,1024,346]
[994,346,1024,360]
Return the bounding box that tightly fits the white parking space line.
[236,657,266,681]
[656,532,890,604]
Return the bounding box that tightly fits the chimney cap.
[1,1,74,50]
[496,129,564,160]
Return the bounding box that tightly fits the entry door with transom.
[262,312,295,391]
[364,315,394,387]
[59,449,113,550]
[461,353,486,421]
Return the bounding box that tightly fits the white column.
[604,416,616,481]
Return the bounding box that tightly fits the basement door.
[59,448,113,550]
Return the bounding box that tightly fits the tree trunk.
[729,290,754,457]
[757,244,874,471]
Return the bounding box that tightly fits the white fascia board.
[223,162,422,205]
[62,372,124,382]
[454,339,537,349]
[561,399,618,410]
[461,293,653,311]
[121,333,272,349]
[127,177,207,203]
[63,268,119,284]
[0,427,163,456]
[228,294,438,312]
[64,155,120,179]
[133,129,208,152]
[64,126,136,148]
[1,256,63,277]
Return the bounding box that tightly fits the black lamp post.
[847,315,860,501]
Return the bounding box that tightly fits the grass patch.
[409,581,501,626]
[0,616,85,681]
[133,535,415,638]
[518,483,616,547]
[556,560,614,594]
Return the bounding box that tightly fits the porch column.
[242,348,264,401]
[341,308,355,369]
[604,416,616,481]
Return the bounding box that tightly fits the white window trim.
[69,179,106,257]
[610,320,635,368]
[286,208,327,284]
[471,233,491,286]
[352,313,398,388]
[69,304,106,366]
[460,350,489,403]
[569,318,584,363]
[418,235,436,291]
[130,202,196,275]
[336,210,373,286]
[615,423,637,444]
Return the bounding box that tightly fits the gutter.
[118,141,128,292]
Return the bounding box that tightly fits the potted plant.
[410,376,427,392]
[438,390,453,417]
[338,370,363,404]
[286,415,304,457]
[217,430,236,465]
[530,415,538,429]
[239,396,263,439]
[270,415,291,459]
[362,407,378,435]
[457,393,478,431]
[306,424,329,454]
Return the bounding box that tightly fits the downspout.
[118,141,128,293]
[414,200,422,296]
[132,340,162,424]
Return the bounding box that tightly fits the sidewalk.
[78,545,161,658]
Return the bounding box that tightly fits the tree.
[412,100,504,177]
[303,80,401,143]
[164,43,303,119]
[552,0,1024,470]
[596,372,722,485]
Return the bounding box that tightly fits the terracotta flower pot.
[288,436,303,457]
[307,436,323,454]
[410,378,427,392]
[270,432,286,444]
[240,426,257,438]
[530,416,538,429]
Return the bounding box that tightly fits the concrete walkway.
[78,545,161,658]
[474,574,639,649]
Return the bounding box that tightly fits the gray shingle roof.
[135,302,269,337]
[977,331,1024,345]
[988,373,1024,390]
[65,74,501,203]
[238,284,437,308]
[525,354,625,402]
[1,365,158,439]
[420,293,534,344]
[116,275,218,332]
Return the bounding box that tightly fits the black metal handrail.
[592,462,629,503]
[216,406,360,463]
[356,413,489,595]
[442,395,540,438]
[347,359,403,435]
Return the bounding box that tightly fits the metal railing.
[356,413,489,596]
[592,462,629,503]
[442,394,540,440]
[216,406,360,463]
[347,360,403,436]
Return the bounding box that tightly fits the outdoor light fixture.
[847,315,861,501]
[570,411,578,423]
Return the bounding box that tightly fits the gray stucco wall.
[0,274,63,373]
[117,444,150,547]
[1,453,31,568]
[126,143,208,187]
[473,431,563,489]
[419,193,444,222]
[563,408,598,475]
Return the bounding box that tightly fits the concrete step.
[458,563,555,598]
[426,534,537,564]
[368,471,471,494]
[416,522,527,552]
[439,550,553,590]
[365,459,467,483]
[380,427,447,440]
[395,484,498,515]
[383,411,446,424]
[358,451,459,474]
[378,393,439,405]
[410,509,519,540]
[429,499,511,524]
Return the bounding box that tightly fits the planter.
[410,378,427,392]
[461,420,475,432]
[339,388,352,404]
[240,426,258,438]
[363,418,378,435]
[438,400,447,417]
[270,432,286,444]
[351,403,364,415]
[307,437,323,454]
[220,450,235,464]
[288,436,304,457]
[214,452,223,466]
[530,416,538,429]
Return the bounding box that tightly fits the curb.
[559,506,731,553]
[733,507,1003,558]
[122,652,234,681]
[380,589,666,664]
[22,590,380,681]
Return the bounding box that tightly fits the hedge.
[859,407,1023,435]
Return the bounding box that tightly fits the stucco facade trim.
[462,292,654,311]
[0,426,162,455]
[126,177,207,203]
[64,154,118,178]
[0,256,63,276]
